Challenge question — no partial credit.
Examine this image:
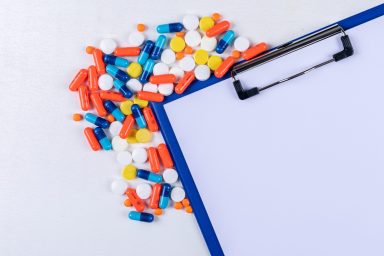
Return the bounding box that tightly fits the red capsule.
[136,91,164,102]
[157,143,174,168]
[148,147,161,173]
[84,127,101,151]
[242,42,268,60]
[92,48,105,74]
[175,71,195,94]
[90,93,107,117]
[78,85,91,111]
[88,65,99,91]
[126,188,145,212]
[142,107,159,132]
[149,74,176,84]
[149,184,162,209]
[99,91,126,102]
[206,20,230,37]
[114,47,141,57]
[69,69,88,91]
[119,115,135,139]
[214,56,236,78]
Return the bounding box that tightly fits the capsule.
[88,65,99,91]
[114,47,141,57]
[206,20,230,38]
[149,74,176,84]
[119,115,135,139]
[242,42,268,60]
[69,69,88,91]
[93,127,112,150]
[103,55,130,68]
[113,79,133,98]
[129,211,154,223]
[148,147,161,173]
[159,183,171,209]
[99,91,126,102]
[90,93,107,117]
[92,48,106,74]
[136,91,164,103]
[138,40,154,65]
[139,59,155,84]
[137,169,162,183]
[149,184,162,209]
[142,107,159,132]
[104,100,125,122]
[131,104,147,128]
[84,127,101,151]
[106,64,130,83]
[214,56,236,78]
[175,71,195,94]
[157,143,174,168]
[150,35,166,60]
[125,188,145,212]
[84,113,110,128]
[157,23,184,33]
[216,30,235,54]
[78,85,91,111]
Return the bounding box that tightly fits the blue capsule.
[93,127,112,150]
[139,59,155,84]
[159,183,171,209]
[103,100,125,122]
[113,79,133,98]
[150,35,166,60]
[137,169,162,183]
[216,30,236,54]
[138,40,154,65]
[106,64,130,83]
[131,104,147,128]
[103,55,130,68]
[157,23,184,33]
[84,113,110,129]
[129,211,154,223]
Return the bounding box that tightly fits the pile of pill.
[69,13,267,223]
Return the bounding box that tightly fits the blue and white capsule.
[150,35,166,60]
[131,104,147,128]
[113,79,133,98]
[106,64,130,83]
[84,113,110,129]
[137,169,162,183]
[137,40,154,65]
[139,59,155,84]
[103,55,130,68]
[159,183,171,209]
[216,30,235,54]
[93,127,112,150]
[128,211,154,223]
[104,100,125,122]
[157,23,184,33]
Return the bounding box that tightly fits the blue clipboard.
[151,4,384,255]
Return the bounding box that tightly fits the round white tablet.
[169,67,184,81]
[132,147,147,163]
[98,74,113,90]
[179,56,195,71]
[112,136,129,151]
[136,183,152,200]
[126,79,142,92]
[109,121,123,137]
[153,63,169,75]
[183,14,199,30]
[158,83,174,96]
[163,168,178,184]
[200,36,217,52]
[110,180,128,195]
[143,83,158,93]
[234,36,250,52]
[170,186,185,202]
[161,49,176,65]
[194,65,211,81]
[116,151,132,165]
[185,30,201,47]
[128,31,145,46]
[100,38,117,54]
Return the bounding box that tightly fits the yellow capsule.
[120,100,133,115]
[199,16,215,32]
[127,62,142,78]
[122,164,137,180]
[133,96,148,108]
[126,129,138,144]
[194,49,209,65]
[170,37,186,53]
[207,55,223,71]
[136,128,153,143]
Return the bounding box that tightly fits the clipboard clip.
[231,24,354,100]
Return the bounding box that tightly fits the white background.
[0,1,382,255]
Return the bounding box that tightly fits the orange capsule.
[148,147,161,173]
[174,202,183,209]
[149,74,176,84]
[182,198,190,207]
[149,184,162,209]
[242,42,268,60]
[136,91,164,102]
[157,143,174,168]
[92,48,106,74]
[69,69,88,91]
[124,198,132,207]
[90,93,107,117]
[72,113,83,121]
[84,127,101,151]
[184,46,193,54]
[78,85,91,111]
[99,91,126,102]
[119,115,135,139]
[142,107,159,132]
[176,52,184,60]
[206,20,230,37]
[88,65,99,91]
[114,47,141,57]
[106,114,115,122]
[214,56,236,78]
[125,188,145,212]
[175,71,195,94]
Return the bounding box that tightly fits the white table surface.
[0,1,382,255]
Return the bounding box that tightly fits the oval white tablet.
[100,38,117,54]
[161,49,176,65]
[132,147,148,163]
[169,67,184,81]
[200,36,217,52]
[98,74,113,90]
[179,56,195,71]
[126,79,142,92]
[194,65,211,81]
[158,83,174,96]
[183,14,199,30]
[128,31,145,46]
[163,168,178,184]
[112,136,129,151]
[136,183,152,199]
[153,63,169,75]
[171,186,185,202]
[109,121,123,137]
[143,83,158,93]
[116,151,132,165]
[185,30,201,47]
[110,180,128,195]
[234,36,250,52]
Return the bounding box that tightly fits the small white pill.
[234,36,250,52]
[112,136,129,151]
[98,74,113,90]
[153,63,169,75]
[194,65,211,81]
[143,83,158,93]
[132,147,148,163]
[163,168,178,184]
[109,121,123,137]
[179,56,195,71]
[128,31,145,46]
[158,83,174,96]
[110,180,128,195]
[185,30,201,47]
[200,36,217,52]
[136,183,152,200]
[171,186,185,202]
[116,151,132,165]
[183,14,199,30]
[161,49,176,65]
[126,79,142,92]
[100,38,117,54]
[169,67,184,81]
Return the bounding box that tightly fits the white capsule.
[234,36,250,52]
[170,186,185,202]
[179,56,195,72]
[194,65,211,81]
[128,31,145,46]
[98,74,114,90]
[200,36,217,52]
[111,136,129,151]
[169,67,184,81]
[163,168,178,184]
[185,30,201,47]
[136,183,152,199]
[126,79,143,92]
[116,151,132,165]
[153,63,169,75]
[110,180,128,195]
[109,121,123,137]
[183,14,199,30]
[161,49,176,65]
[100,38,117,54]
[132,147,148,163]
[143,83,158,93]
[158,83,174,96]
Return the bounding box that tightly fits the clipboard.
[151,4,384,255]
